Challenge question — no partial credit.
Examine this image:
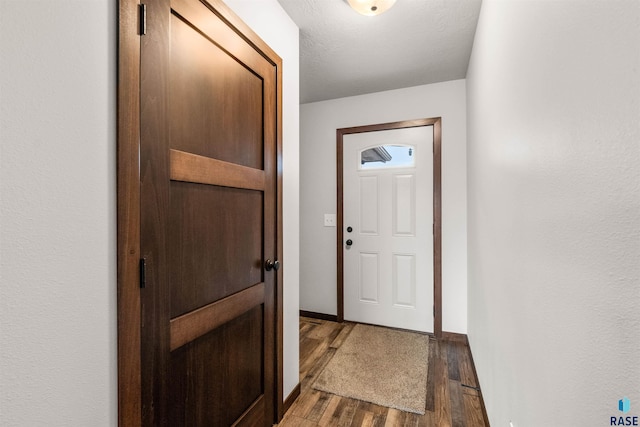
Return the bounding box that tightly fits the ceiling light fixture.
[347,0,397,16]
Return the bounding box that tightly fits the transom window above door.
[359,144,416,170]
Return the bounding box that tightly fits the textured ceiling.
[277,0,482,103]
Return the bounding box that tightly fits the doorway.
[336,118,442,337]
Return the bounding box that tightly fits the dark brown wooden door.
[139,0,279,425]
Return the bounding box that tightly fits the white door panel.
[393,174,415,236]
[359,176,379,235]
[359,252,380,303]
[343,126,433,332]
[393,253,415,307]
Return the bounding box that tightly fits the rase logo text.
[611,397,638,426]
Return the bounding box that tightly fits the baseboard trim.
[467,340,491,427]
[283,382,301,416]
[441,331,469,345]
[300,310,338,322]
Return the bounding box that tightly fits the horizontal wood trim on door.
[338,118,441,135]
[170,282,265,351]
[170,149,266,191]
[231,395,265,427]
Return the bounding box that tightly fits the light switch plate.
[324,214,336,227]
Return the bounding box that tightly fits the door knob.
[346,239,353,247]
[265,259,280,271]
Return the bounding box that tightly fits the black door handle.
[265,259,280,271]
[346,239,353,247]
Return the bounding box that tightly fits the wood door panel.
[168,181,263,317]
[134,0,281,425]
[169,306,264,426]
[170,0,274,77]
[170,13,263,169]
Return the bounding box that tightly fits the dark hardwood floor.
[278,317,489,427]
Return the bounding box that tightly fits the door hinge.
[139,4,147,36]
[433,305,435,317]
[139,258,147,288]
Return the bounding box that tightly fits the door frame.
[117,0,284,425]
[336,118,442,337]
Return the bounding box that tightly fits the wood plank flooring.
[278,317,489,427]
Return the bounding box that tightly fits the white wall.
[0,1,299,426]
[0,1,117,426]
[225,0,301,403]
[466,1,640,426]
[300,80,468,333]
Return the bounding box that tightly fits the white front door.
[343,126,433,332]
